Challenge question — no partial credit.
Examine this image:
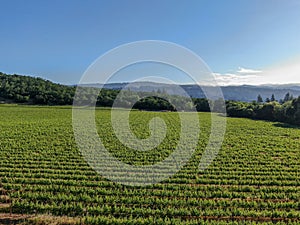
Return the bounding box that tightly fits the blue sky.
[1,0,300,85]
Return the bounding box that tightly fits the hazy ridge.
[89,82,300,102]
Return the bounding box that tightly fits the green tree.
[257,94,263,103]
[193,98,210,112]
[271,94,276,102]
[283,92,291,103]
[213,98,226,113]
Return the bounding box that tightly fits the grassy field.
[0,105,299,224]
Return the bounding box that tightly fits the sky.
[0,0,300,85]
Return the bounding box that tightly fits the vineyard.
[0,105,299,224]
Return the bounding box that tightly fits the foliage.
[0,72,199,112]
[226,97,300,125]
[0,72,75,105]
[1,72,300,125]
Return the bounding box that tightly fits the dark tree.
[271,94,276,102]
[283,92,291,103]
[193,98,210,112]
[257,94,263,103]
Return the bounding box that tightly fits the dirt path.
[0,213,31,224]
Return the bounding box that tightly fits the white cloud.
[212,72,260,86]
[199,57,300,86]
[211,68,262,86]
[237,67,262,74]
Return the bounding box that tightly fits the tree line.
[226,92,300,125]
[0,72,210,112]
[1,72,300,125]
[0,72,75,105]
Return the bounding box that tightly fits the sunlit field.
[0,105,299,224]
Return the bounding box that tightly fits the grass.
[0,105,299,224]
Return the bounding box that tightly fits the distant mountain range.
[1,71,300,103]
[84,82,300,102]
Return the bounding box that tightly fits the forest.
[1,72,300,125]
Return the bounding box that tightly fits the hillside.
[0,72,75,105]
[2,72,300,104]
